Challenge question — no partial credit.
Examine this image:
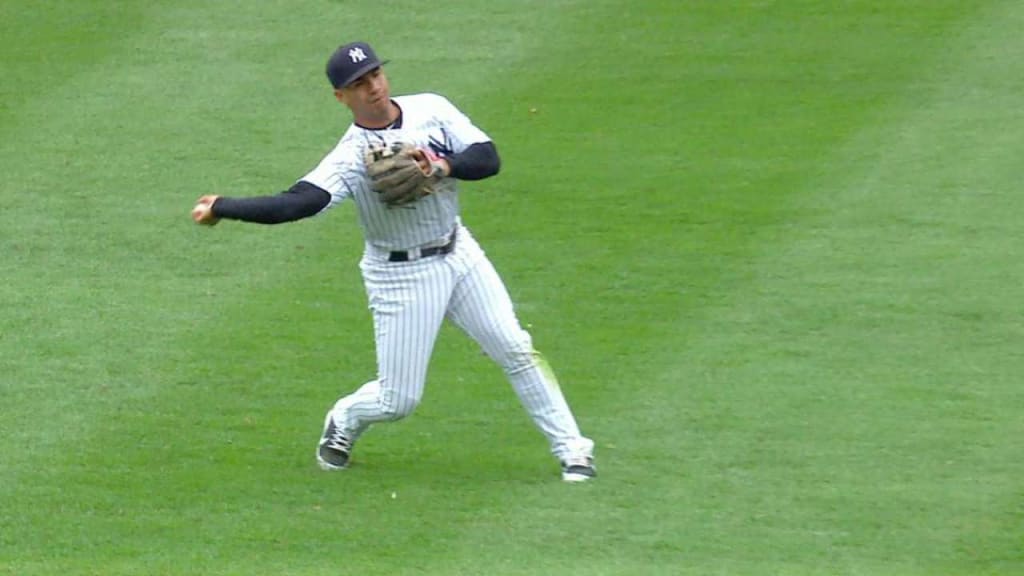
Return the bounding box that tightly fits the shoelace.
[563,456,593,469]
[326,428,351,452]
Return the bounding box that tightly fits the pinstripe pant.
[329,224,593,461]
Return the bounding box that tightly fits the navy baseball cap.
[326,41,388,88]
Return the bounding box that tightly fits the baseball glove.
[365,142,439,207]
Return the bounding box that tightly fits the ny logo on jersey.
[348,47,367,63]
[428,128,453,157]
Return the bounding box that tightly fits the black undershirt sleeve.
[211,142,496,224]
[211,181,331,224]
[446,141,501,181]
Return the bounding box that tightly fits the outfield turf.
[2,1,1023,574]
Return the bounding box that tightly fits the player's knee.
[494,333,538,374]
[379,387,420,420]
[502,350,538,375]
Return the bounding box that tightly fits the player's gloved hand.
[192,195,221,226]
[365,142,442,207]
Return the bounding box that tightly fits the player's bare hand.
[412,148,449,177]
[191,195,221,226]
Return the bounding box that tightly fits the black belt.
[388,230,457,262]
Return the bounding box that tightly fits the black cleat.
[561,456,596,483]
[317,415,352,471]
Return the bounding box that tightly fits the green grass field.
[2,1,1023,574]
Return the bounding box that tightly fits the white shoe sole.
[561,471,594,483]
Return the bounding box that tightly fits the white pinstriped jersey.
[300,93,490,250]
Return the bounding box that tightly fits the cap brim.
[341,59,390,88]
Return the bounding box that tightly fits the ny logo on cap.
[348,47,368,63]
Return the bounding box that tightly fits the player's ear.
[334,88,347,104]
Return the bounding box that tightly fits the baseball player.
[191,41,595,482]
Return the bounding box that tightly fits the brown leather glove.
[364,142,440,207]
